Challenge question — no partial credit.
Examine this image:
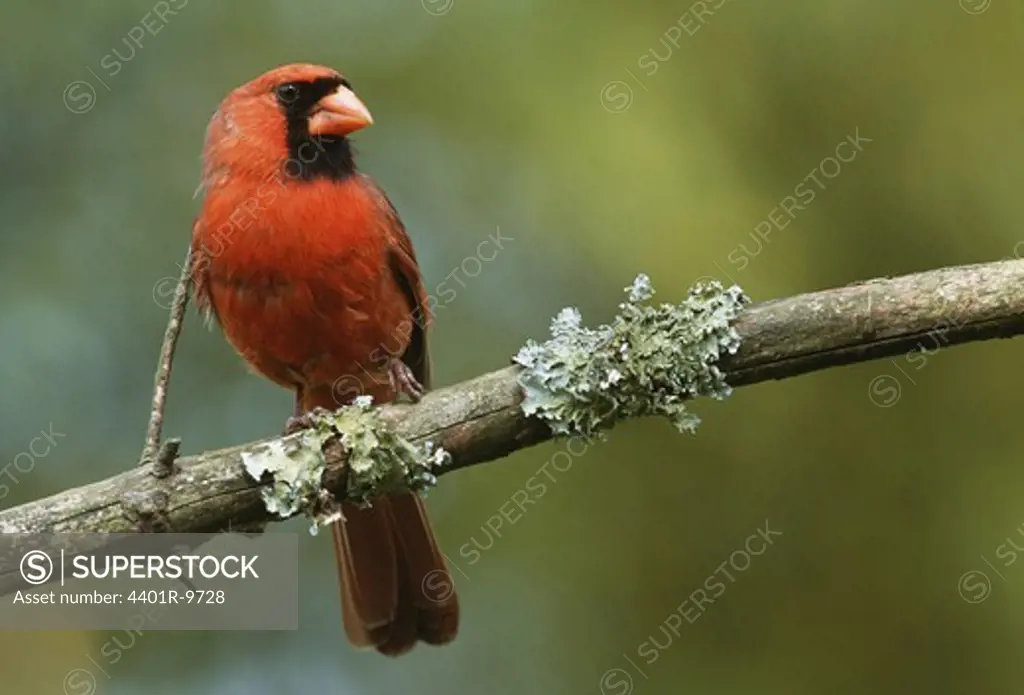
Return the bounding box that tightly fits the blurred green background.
[1,1,1023,693]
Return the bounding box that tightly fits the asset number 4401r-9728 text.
[127,589,225,604]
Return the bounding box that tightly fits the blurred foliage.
[1,1,1023,693]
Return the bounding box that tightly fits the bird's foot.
[388,359,424,402]
[283,406,333,436]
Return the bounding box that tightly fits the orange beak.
[308,86,374,137]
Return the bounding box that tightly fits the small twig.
[151,438,181,478]
[139,247,192,467]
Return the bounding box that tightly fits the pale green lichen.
[241,429,332,519]
[330,396,450,506]
[514,274,749,437]
[241,395,450,534]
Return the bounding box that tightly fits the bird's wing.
[364,175,432,388]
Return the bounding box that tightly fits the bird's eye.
[275,83,300,103]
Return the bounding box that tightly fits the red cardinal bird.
[190,63,458,655]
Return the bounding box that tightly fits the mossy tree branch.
[1,259,1022,536]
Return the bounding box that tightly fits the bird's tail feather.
[332,493,459,656]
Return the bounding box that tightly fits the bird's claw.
[388,360,424,402]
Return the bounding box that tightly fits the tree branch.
[2,259,1022,536]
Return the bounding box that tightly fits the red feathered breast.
[192,174,416,401]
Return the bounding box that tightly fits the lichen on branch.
[514,274,749,437]
[241,396,450,532]
[240,430,331,520]
[331,397,450,504]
